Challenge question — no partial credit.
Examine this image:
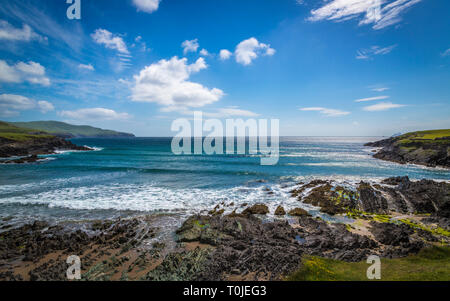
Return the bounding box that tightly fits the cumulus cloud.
[0,94,54,116]
[355,95,390,102]
[0,20,46,42]
[182,39,199,54]
[133,0,161,13]
[59,108,130,121]
[37,101,55,113]
[91,29,129,54]
[300,107,350,117]
[235,38,275,66]
[363,102,405,111]
[199,49,209,56]
[308,0,421,30]
[78,64,95,71]
[0,60,50,86]
[219,49,232,61]
[356,44,396,60]
[131,56,224,111]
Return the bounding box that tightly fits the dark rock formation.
[274,205,286,216]
[0,136,91,163]
[365,134,450,168]
[241,204,269,215]
[288,208,310,216]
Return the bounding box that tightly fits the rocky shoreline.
[0,176,448,281]
[0,136,92,164]
[365,132,450,168]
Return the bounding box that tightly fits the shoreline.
[1,176,448,281]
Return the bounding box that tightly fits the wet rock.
[241,204,269,215]
[358,182,389,214]
[274,206,286,216]
[288,208,310,217]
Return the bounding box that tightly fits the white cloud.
[363,102,406,111]
[0,94,35,110]
[308,0,421,30]
[131,56,224,111]
[37,100,54,113]
[182,39,199,54]
[219,49,232,60]
[199,49,209,56]
[201,107,259,118]
[0,94,54,116]
[133,0,161,14]
[235,38,276,66]
[300,107,350,117]
[59,108,130,121]
[91,29,129,54]
[356,45,396,60]
[372,87,389,92]
[0,20,46,42]
[0,60,21,83]
[0,60,50,86]
[181,107,259,118]
[355,95,390,102]
[78,64,95,71]
[441,48,450,57]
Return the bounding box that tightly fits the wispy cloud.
[355,95,390,102]
[0,19,47,43]
[441,48,450,57]
[59,108,131,121]
[363,102,406,111]
[371,87,389,92]
[300,107,350,117]
[182,107,259,118]
[356,45,396,60]
[78,64,95,71]
[0,1,83,51]
[308,0,422,30]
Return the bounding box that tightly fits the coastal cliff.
[0,121,91,163]
[366,129,450,168]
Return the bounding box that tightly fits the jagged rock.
[274,206,286,216]
[241,204,269,215]
[288,208,310,217]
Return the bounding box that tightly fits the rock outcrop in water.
[365,130,450,168]
[0,136,91,163]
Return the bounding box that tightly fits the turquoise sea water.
[0,137,449,225]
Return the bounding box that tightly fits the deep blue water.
[0,137,448,224]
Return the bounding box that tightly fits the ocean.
[0,137,449,227]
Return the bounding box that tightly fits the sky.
[0,0,449,137]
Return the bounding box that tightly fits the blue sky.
[0,0,449,136]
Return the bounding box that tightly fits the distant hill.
[366,129,450,168]
[11,121,135,138]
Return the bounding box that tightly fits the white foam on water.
[0,182,304,216]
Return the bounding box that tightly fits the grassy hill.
[11,121,135,138]
[0,121,53,142]
[366,129,450,168]
[395,129,450,145]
